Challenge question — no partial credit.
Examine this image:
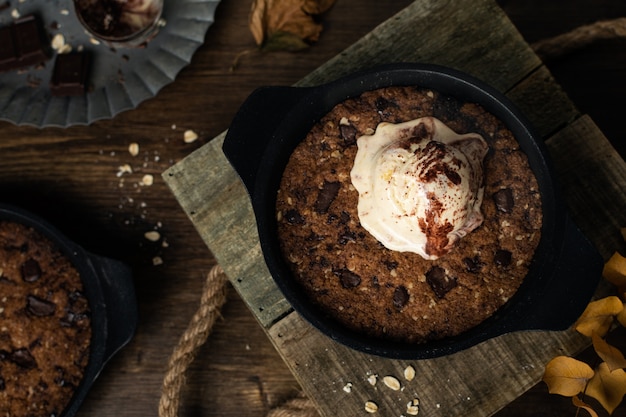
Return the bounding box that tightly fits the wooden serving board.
[163,0,626,416]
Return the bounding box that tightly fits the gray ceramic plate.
[0,0,221,128]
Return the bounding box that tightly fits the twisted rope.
[531,17,626,62]
[158,264,229,417]
[159,17,625,417]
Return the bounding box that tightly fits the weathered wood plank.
[164,134,292,328]
[297,0,541,93]
[545,115,626,258]
[269,310,588,417]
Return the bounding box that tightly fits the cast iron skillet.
[0,203,138,416]
[223,62,603,359]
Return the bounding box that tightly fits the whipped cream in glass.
[350,117,488,260]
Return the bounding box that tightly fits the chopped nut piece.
[51,34,65,51]
[144,231,160,241]
[183,129,198,143]
[342,382,352,393]
[141,174,154,186]
[383,375,401,391]
[152,256,163,266]
[404,365,416,381]
[116,164,133,177]
[367,374,377,386]
[128,143,139,156]
[364,401,378,413]
[406,399,420,415]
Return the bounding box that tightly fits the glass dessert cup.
[73,0,164,48]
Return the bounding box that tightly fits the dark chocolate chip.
[371,276,380,288]
[9,348,36,369]
[0,375,4,391]
[334,269,361,288]
[493,188,514,213]
[339,123,358,146]
[393,286,409,309]
[26,295,56,316]
[314,180,340,214]
[338,228,356,245]
[284,209,305,225]
[383,260,399,271]
[494,249,512,267]
[21,258,41,282]
[425,266,457,299]
[463,256,484,273]
[375,97,397,115]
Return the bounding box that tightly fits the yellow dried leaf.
[592,332,626,372]
[248,0,336,50]
[575,296,624,337]
[586,362,626,415]
[572,396,600,417]
[603,252,626,291]
[618,307,626,327]
[543,356,595,397]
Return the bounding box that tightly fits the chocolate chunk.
[383,260,399,271]
[375,97,397,115]
[21,258,41,282]
[9,348,36,369]
[493,188,514,213]
[371,276,380,288]
[494,249,512,267]
[339,123,358,146]
[0,375,4,391]
[50,52,90,96]
[26,295,56,316]
[393,286,409,309]
[0,15,51,73]
[338,228,356,245]
[425,266,457,298]
[334,269,361,288]
[314,180,340,213]
[463,256,484,273]
[284,209,305,225]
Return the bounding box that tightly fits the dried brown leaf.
[592,332,626,372]
[575,296,624,337]
[263,31,311,52]
[618,307,626,327]
[249,0,268,46]
[301,0,336,14]
[543,356,595,397]
[586,362,626,415]
[572,396,600,417]
[248,0,335,50]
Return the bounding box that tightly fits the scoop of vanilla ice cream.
[350,117,488,260]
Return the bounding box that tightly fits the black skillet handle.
[222,85,312,196]
[519,215,603,331]
[89,253,138,364]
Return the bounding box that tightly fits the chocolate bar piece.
[0,15,51,73]
[50,52,90,96]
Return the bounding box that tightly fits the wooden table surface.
[1,1,626,416]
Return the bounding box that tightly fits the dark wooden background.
[1,1,626,416]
